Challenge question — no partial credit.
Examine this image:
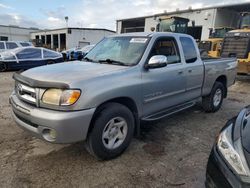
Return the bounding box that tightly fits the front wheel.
[85,103,134,160]
[202,81,225,112]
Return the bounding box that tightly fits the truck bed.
[202,57,237,96]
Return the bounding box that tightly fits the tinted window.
[180,37,197,63]
[43,49,60,58]
[6,42,18,49]
[20,42,31,47]
[0,42,4,49]
[16,48,42,59]
[149,37,181,64]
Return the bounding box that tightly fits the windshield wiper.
[98,59,130,66]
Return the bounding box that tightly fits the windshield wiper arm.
[98,59,130,66]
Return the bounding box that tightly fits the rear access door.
[179,36,204,99]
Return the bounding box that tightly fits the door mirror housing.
[145,55,168,69]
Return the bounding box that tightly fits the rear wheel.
[85,103,134,160]
[0,62,7,72]
[202,81,225,112]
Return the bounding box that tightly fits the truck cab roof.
[110,32,193,38]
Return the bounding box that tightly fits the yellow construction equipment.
[220,12,250,74]
[199,27,233,58]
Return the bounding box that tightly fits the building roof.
[30,27,115,34]
[116,2,250,22]
[0,24,39,30]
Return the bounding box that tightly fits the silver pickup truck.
[9,32,237,160]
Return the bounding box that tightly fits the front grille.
[221,37,250,59]
[15,82,37,106]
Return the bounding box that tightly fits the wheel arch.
[0,62,7,72]
[88,97,140,138]
[215,75,227,98]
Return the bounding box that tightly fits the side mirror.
[145,55,167,69]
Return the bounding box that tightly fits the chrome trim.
[21,84,36,93]
[15,82,37,105]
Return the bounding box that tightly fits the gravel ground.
[0,71,250,188]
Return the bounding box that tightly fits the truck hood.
[21,61,130,84]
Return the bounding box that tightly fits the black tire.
[0,62,7,72]
[85,103,135,160]
[202,81,225,113]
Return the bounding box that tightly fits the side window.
[43,49,60,58]
[180,37,197,63]
[0,42,5,49]
[149,37,181,64]
[16,48,42,59]
[6,42,18,49]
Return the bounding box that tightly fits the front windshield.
[210,28,231,38]
[241,15,250,29]
[85,36,149,65]
[0,50,16,60]
[1,49,16,57]
[159,19,175,32]
[159,19,187,33]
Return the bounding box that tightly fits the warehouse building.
[30,28,115,51]
[0,25,39,41]
[116,2,250,41]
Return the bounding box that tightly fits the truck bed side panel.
[202,58,237,96]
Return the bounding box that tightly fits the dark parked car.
[206,105,250,188]
[0,47,63,71]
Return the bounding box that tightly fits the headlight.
[217,123,250,176]
[42,89,81,106]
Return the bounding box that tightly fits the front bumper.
[10,93,95,144]
[206,147,250,188]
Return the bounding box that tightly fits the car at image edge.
[206,105,250,188]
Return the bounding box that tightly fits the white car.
[0,41,33,52]
[80,44,95,56]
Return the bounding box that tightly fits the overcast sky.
[0,0,249,31]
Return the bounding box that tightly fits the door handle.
[178,71,183,75]
[188,69,193,73]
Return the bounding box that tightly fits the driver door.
[142,37,187,116]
